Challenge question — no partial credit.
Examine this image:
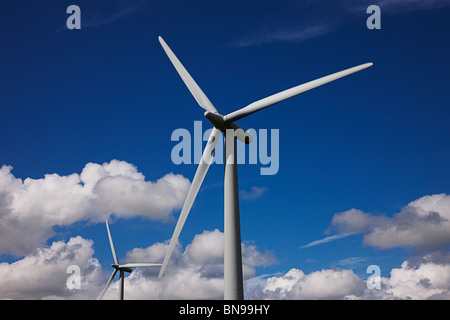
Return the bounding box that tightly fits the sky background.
[1,0,450,299]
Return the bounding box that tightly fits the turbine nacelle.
[111,264,132,273]
[204,111,253,144]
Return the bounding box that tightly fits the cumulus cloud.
[354,252,450,300]
[0,236,103,300]
[258,268,365,300]
[0,160,190,256]
[380,258,450,299]
[329,194,450,250]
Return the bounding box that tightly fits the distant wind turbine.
[157,36,372,300]
[97,220,161,300]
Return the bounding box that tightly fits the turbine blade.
[119,263,162,268]
[105,220,119,265]
[159,128,221,278]
[158,36,219,114]
[97,269,118,300]
[224,62,373,123]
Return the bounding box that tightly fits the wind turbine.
[98,220,162,300]
[157,36,373,300]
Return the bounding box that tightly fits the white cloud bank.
[1,163,450,301]
[249,251,450,300]
[0,229,276,300]
[0,160,190,256]
[1,228,450,300]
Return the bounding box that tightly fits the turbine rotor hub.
[204,111,226,131]
[111,264,132,273]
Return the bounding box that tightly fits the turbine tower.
[157,36,372,300]
[98,220,162,300]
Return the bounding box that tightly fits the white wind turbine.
[98,220,162,300]
[157,36,372,300]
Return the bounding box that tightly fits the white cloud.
[382,259,450,299]
[330,208,387,234]
[0,236,103,300]
[240,186,268,201]
[356,252,450,300]
[329,194,450,249]
[260,268,365,300]
[262,269,305,299]
[185,229,224,265]
[0,160,190,256]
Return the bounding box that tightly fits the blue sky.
[1,0,450,299]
